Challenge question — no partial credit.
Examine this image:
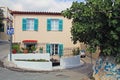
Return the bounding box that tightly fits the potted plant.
[12,49,17,54]
[21,47,28,53]
[72,47,80,56]
[39,47,43,53]
[12,43,20,54]
[31,46,37,53]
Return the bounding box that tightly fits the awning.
[22,40,37,43]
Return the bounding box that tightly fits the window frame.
[50,44,59,55]
[47,19,63,31]
[26,18,35,31]
[22,18,38,31]
[51,19,59,31]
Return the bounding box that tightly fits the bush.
[15,59,49,62]
[12,43,20,53]
[72,47,80,55]
[115,55,120,64]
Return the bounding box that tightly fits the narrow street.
[0,41,93,80]
[0,41,9,60]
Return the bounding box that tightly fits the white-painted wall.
[14,61,52,71]
[8,53,50,61]
[60,55,81,69]
[8,54,82,70]
[8,53,52,71]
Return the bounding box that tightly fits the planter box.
[60,55,81,69]
[14,61,52,71]
[8,53,50,61]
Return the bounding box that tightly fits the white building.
[0,7,13,41]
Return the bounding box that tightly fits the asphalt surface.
[0,41,93,80]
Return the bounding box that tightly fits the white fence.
[60,55,81,69]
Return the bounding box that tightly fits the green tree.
[0,8,4,32]
[62,0,120,63]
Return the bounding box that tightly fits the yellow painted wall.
[13,14,79,49]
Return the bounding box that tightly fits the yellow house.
[0,7,13,41]
[12,11,81,57]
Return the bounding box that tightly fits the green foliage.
[39,47,43,50]
[72,47,80,55]
[21,47,28,50]
[15,59,49,62]
[31,46,37,51]
[39,47,43,53]
[62,0,120,63]
[87,46,96,53]
[12,43,20,52]
[0,8,4,32]
[115,55,120,64]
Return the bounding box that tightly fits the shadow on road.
[0,60,4,68]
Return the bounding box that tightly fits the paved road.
[0,41,93,80]
[0,41,9,60]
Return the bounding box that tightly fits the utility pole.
[7,27,14,61]
[10,34,12,61]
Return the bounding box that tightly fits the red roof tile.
[11,11,62,15]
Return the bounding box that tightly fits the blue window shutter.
[59,19,63,31]
[46,44,50,54]
[59,44,63,57]
[22,18,27,31]
[34,18,38,31]
[47,19,51,31]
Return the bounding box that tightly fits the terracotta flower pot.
[23,49,28,53]
[12,49,17,54]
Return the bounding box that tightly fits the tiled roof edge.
[11,11,62,15]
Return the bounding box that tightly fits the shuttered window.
[22,18,38,31]
[46,44,51,54]
[46,43,63,57]
[47,19,51,31]
[47,19,63,31]
[22,18,27,31]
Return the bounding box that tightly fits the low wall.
[8,54,82,70]
[8,53,50,61]
[60,55,81,69]
[8,53,52,71]
[14,61,52,71]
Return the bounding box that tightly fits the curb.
[0,40,9,43]
[2,57,85,73]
